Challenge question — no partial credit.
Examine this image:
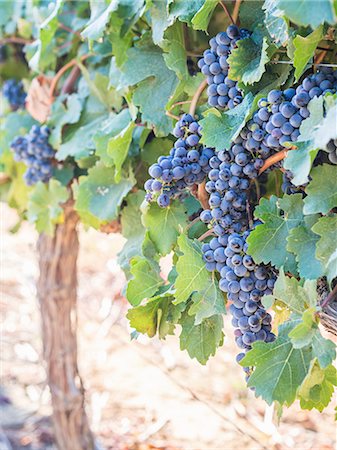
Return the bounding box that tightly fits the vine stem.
[0,37,33,45]
[321,284,337,309]
[232,0,242,24]
[59,23,82,38]
[169,100,192,112]
[198,229,215,241]
[219,1,235,24]
[166,111,180,121]
[49,54,90,99]
[189,79,208,116]
[186,217,201,230]
[259,148,295,175]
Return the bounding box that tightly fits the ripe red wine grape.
[11,125,54,185]
[2,79,26,110]
[144,114,218,208]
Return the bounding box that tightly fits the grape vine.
[1,0,337,415]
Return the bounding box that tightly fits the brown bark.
[37,200,94,450]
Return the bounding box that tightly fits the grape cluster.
[202,231,276,379]
[198,25,250,110]
[2,79,26,110]
[250,68,337,153]
[11,125,55,186]
[199,133,259,235]
[144,114,218,207]
[326,139,337,164]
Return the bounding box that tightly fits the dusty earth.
[1,204,336,450]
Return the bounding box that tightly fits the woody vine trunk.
[37,200,94,450]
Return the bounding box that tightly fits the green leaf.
[49,94,83,149]
[118,191,146,271]
[298,360,337,412]
[191,0,218,31]
[241,320,312,406]
[179,312,224,365]
[150,0,173,46]
[276,0,337,27]
[312,215,337,283]
[287,215,324,280]
[199,93,254,151]
[228,35,270,85]
[28,0,63,71]
[126,256,164,306]
[169,0,205,23]
[247,194,304,273]
[162,23,188,81]
[313,98,337,150]
[284,96,324,185]
[174,235,226,324]
[81,0,119,41]
[27,180,69,236]
[263,0,289,45]
[142,201,188,255]
[74,163,135,228]
[113,41,178,136]
[107,121,135,182]
[272,268,317,314]
[293,26,324,81]
[127,293,185,338]
[289,309,318,347]
[93,109,133,167]
[303,165,337,214]
[57,114,109,161]
[290,309,336,368]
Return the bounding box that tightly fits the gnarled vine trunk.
[37,200,94,450]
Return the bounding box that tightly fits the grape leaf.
[49,94,83,149]
[303,165,337,214]
[311,329,337,369]
[228,35,270,85]
[276,0,337,27]
[247,194,304,273]
[293,26,324,81]
[150,0,173,46]
[112,40,178,136]
[27,179,69,236]
[199,93,254,151]
[313,100,337,150]
[263,0,289,45]
[287,215,324,280]
[127,293,185,338]
[241,320,312,406]
[126,256,164,306]
[74,163,135,228]
[118,191,146,271]
[169,0,205,23]
[162,23,189,81]
[179,312,224,365]
[191,0,218,31]
[284,96,324,185]
[298,360,337,412]
[93,109,133,167]
[142,201,188,256]
[311,215,337,283]
[290,309,336,368]
[271,268,317,314]
[57,114,109,161]
[174,235,226,324]
[81,0,119,40]
[107,121,135,182]
[28,0,63,71]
